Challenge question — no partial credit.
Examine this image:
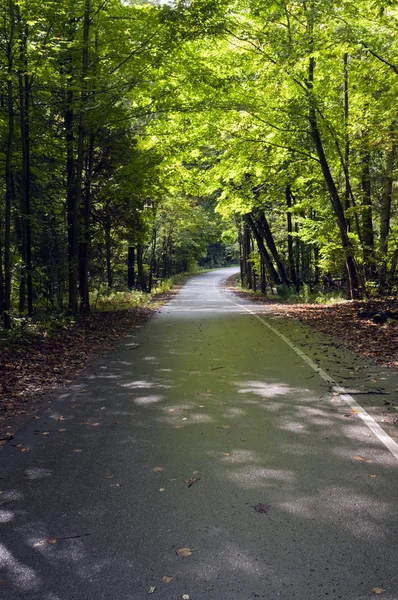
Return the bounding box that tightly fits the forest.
[0,0,397,330]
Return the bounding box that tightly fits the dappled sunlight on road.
[1,269,397,599]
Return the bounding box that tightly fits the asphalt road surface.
[1,268,398,600]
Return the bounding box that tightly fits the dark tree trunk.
[308,55,359,299]
[260,256,267,294]
[286,185,298,290]
[128,246,135,290]
[246,213,281,285]
[105,209,112,290]
[243,215,253,289]
[65,47,78,314]
[257,212,289,285]
[137,243,147,292]
[79,133,93,313]
[379,140,396,286]
[360,141,375,276]
[4,1,16,329]
[74,0,90,312]
[17,18,33,315]
[343,53,350,227]
[0,219,5,314]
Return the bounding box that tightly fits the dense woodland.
[0,0,397,329]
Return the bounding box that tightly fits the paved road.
[1,268,398,600]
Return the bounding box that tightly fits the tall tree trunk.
[17,18,32,315]
[243,215,253,289]
[73,0,90,313]
[79,132,93,313]
[65,44,77,314]
[260,256,267,294]
[149,227,157,293]
[379,140,396,286]
[0,218,4,314]
[137,243,147,292]
[360,143,375,276]
[308,55,359,299]
[246,213,280,285]
[128,246,135,290]
[4,0,16,329]
[285,185,298,290]
[237,219,244,286]
[343,53,350,228]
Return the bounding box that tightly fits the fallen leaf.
[56,416,65,421]
[343,414,352,418]
[21,448,30,453]
[42,432,50,436]
[253,503,271,514]
[353,456,364,461]
[365,459,373,463]
[153,467,164,472]
[353,409,358,414]
[223,453,230,456]
[59,428,67,432]
[111,483,121,487]
[368,473,377,478]
[161,576,173,583]
[372,588,385,595]
[159,488,165,492]
[148,586,156,594]
[185,476,200,488]
[182,595,190,600]
[176,548,192,557]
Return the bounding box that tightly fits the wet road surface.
[1,268,398,600]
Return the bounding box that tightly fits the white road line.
[213,275,398,462]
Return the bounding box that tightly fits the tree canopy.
[1,0,397,327]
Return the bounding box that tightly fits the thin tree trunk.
[149,227,157,293]
[0,218,4,314]
[379,140,396,286]
[260,256,267,294]
[308,55,359,299]
[361,141,375,275]
[243,215,253,289]
[137,243,147,292]
[4,0,16,329]
[128,246,135,290]
[65,41,77,313]
[343,53,350,227]
[73,0,90,312]
[79,132,93,312]
[286,185,298,290]
[17,18,32,315]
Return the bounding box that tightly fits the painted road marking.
[213,275,398,462]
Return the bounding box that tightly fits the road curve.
[1,268,397,600]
